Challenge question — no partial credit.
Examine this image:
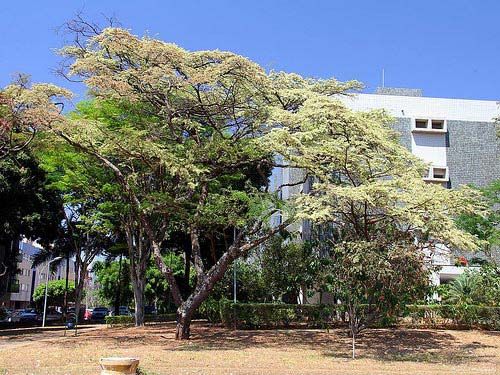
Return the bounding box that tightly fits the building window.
[415,119,428,129]
[8,279,19,293]
[432,168,447,179]
[424,166,449,182]
[412,118,447,133]
[431,120,445,130]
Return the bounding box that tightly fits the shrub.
[198,297,223,323]
[219,302,343,329]
[403,304,500,329]
[105,313,177,327]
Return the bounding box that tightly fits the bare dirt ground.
[0,322,498,374]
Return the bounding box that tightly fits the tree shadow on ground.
[323,329,497,364]
[54,322,497,365]
[169,325,497,364]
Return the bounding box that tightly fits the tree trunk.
[351,330,356,359]
[114,253,123,316]
[63,254,69,323]
[132,276,145,326]
[175,306,191,340]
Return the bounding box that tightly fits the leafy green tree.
[266,93,484,358]
[93,260,133,308]
[456,180,500,266]
[33,279,76,308]
[261,236,321,303]
[34,139,118,328]
[94,254,185,313]
[0,151,63,292]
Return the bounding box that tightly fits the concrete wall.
[446,120,500,188]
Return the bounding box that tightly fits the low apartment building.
[0,240,76,309]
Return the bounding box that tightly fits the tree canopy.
[0,27,485,341]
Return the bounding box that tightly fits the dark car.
[144,306,157,315]
[18,309,39,323]
[91,307,109,320]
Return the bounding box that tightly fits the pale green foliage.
[2,80,71,131]
[1,76,71,157]
[264,93,483,252]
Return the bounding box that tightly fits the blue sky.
[1,0,499,103]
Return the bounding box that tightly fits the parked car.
[90,307,109,320]
[10,309,39,323]
[144,306,157,315]
[43,310,62,322]
[118,306,131,316]
[0,307,11,322]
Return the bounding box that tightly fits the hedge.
[403,304,500,330]
[219,302,500,330]
[105,313,177,327]
[219,301,345,329]
[105,303,500,330]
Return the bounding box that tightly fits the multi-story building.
[339,87,500,285]
[0,240,76,309]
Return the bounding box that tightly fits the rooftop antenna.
[382,68,385,88]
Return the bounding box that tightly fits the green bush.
[105,313,177,327]
[198,297,223,323]
[220,302,343,329]
[404,304,500,329]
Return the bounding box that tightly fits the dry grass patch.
[0,322,498,374]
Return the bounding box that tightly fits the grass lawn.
[0,322,498,374]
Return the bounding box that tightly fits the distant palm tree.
[445,272,481,306]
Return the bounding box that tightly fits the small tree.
[261,235,321,303]
[265,94,484,358]
[33,279,76,308]
[320,241,430,358]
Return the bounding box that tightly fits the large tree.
[47,28,359,338]
[34,140,117,328]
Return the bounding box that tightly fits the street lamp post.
[42,256,62,328]
[233,227,237,303]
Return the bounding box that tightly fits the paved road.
[0,324,105,349]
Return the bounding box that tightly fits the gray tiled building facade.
[340,89,500,189]
[339,88,499,285]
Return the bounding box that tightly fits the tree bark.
[114,253,123,316]
[132,276,145,326]
[73,262,87,336]
[176,304,192,340]
[351,330,356,359]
